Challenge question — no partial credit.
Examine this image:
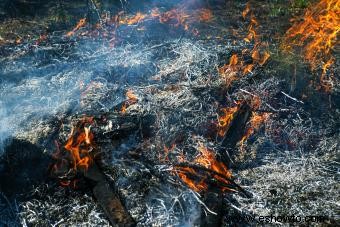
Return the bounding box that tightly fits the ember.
[121,89,138,114]
[174,143,235,193]
[217,102,241,137]
[65,6,213,40]
[239,112,271,147]
[66,18,86,37]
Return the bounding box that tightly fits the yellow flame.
[283,0,339,90]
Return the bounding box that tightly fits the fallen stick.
[281,91,304,104]
[85,163,135,226]
[219,102,252,160]
[174,163,250,198]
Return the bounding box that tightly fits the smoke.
[0,101,11,150]
[0,0,215,224]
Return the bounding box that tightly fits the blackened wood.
[85,163,135,226]
[71,112,154,140]
[174,163,250,197]
[220,102,251,148]
[200,192,223,227]
[219,102,251,164]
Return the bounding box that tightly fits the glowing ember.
[119,12,147,25]
[161,144,176,162]
[283,0,339,90]
[217,103,241,137]
[199,9,213,22]
[66,18,86,37]
[174,143,234,193]
[65,7,213,39]
[52,117,95,186]
[242,2,251,19]
[121,89,138,114]
[151,7,212,31]
[239,112,271,147]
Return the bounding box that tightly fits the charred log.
[85,162,135,226]
[174,162,250,197]
[49,112,155,226]
[219,102,252,164]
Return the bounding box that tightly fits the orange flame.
[283,0,339,90]
[52,117,95,186]
[219,2,270,86]
[175,143,234,192]
[217,103,241,137]
[229,54,239,66]
[242,2,251,19]
[218,54,242,86]
[239,112,271,147]
[63,117,95,170]
[66,7,213,39]
[119,12,147,25]
[66,18,86,37]
[121,89,138,114]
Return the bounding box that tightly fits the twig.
[190,190,218,215]
[174,163,250,197]
[281,91,304,104]
[239,88,256,97]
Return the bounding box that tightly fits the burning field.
[0,0,339,226]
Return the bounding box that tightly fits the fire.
[229,54,239,66]
[150,8,212,31]
[218,54,242,87]
[199,8,213,22]
[63,117,94,171]
[244,17,258,43]
[174,143,234,193]
[161,144,176,162]
[242,2,251,19]
[51,117,95,186]
[239,112,271,146]
[126,89,138,101]
[176,166,208,192]
[217,103,241,137]
[65,7,213,39]
[66,18,86,37]
[119,12,147,25]
[121,89,138,114]
[155,8,190,29]
[218,2,270,86]
[283,0,339,89]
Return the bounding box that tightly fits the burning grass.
[174,143,235,193]
[65,6,214,41]
[283,0,339,91]
[51,117,96,187]
[219,2,271,87]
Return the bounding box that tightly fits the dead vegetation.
[0,0,339,226]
